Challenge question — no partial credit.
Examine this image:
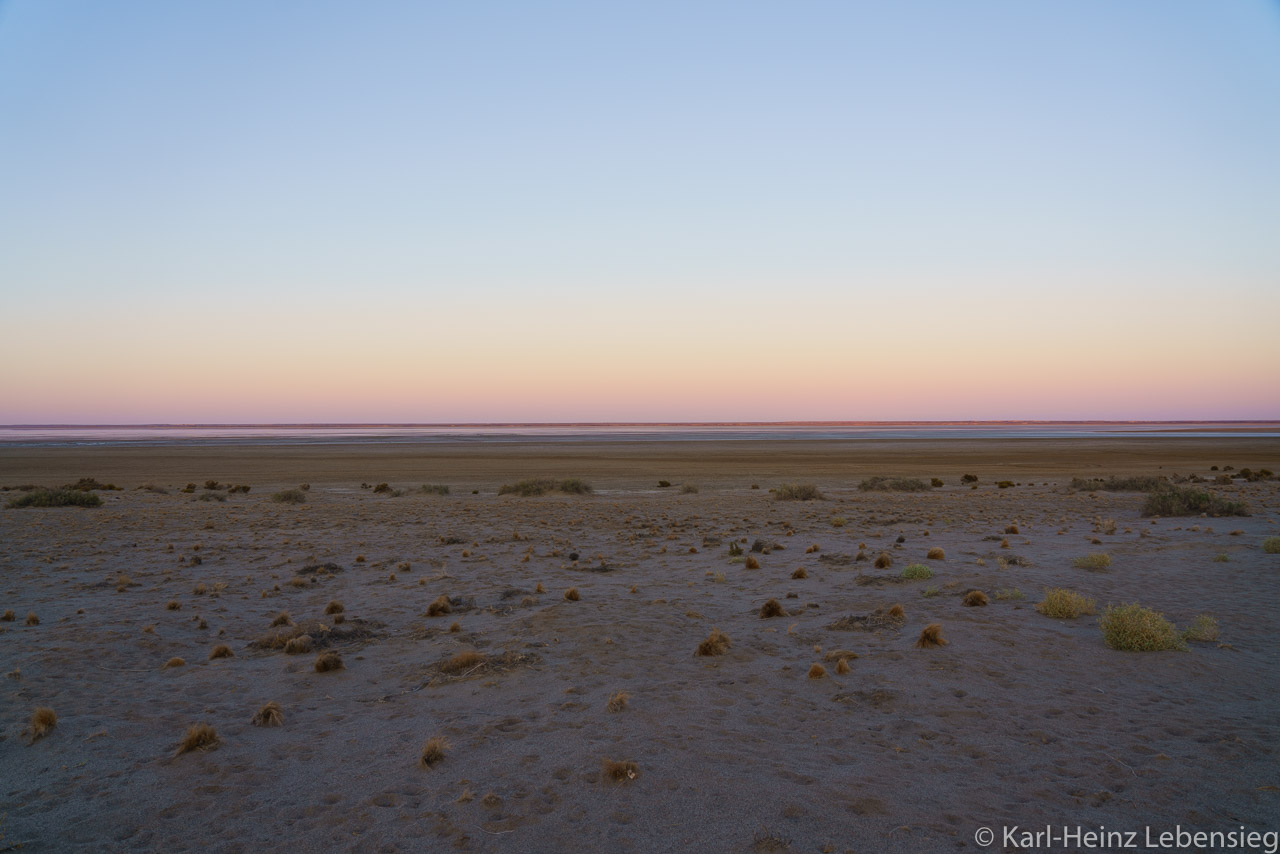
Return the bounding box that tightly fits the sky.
[1,0,1278,423]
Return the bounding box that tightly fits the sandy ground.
[2,438,1279,853]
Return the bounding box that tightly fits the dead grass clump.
[440,650,486,674]
[759,598,785,618]
[858,476,931,492]
[252,618,376,651]
[1141,485,1248,517]
[1005,524,1020,535]
[888,603,905,618]
[602,758,639,782]
[607,691,630,712]
[874,552,893,569]
[420,736,449,767]
[835,657,852,675]
[915,623,948,648]
[791,567,808,579]
[426,595,452,617]
[164,657,186,668]
[209,644,234,660]
[284,634,314,654]
[324,600,344,615]
[314,651,345,672]
[696,628,731,656]
[1035,588,1097,619]
[1100,604,1186,651]
[2,609,14,621]
[252,701,284,727]
[25,612,40,625]
[271,489,307,504]
[166,600,181,611]
[177,723,219,754]
[29,707,57,741]
[564,587,580,601]
[962,590,989,607]
[926,547,945,560]
[745,555,761,570]
[271,611,293,627]
[807,663,827,679]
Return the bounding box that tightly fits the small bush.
[774,483,824,501]
[807,663,826,679]
[209,644,234,660]
[961,474,978,483]
[679,483,699,494]
[1183,614,1219,642]
[760,598,785,618]
[498,478,592,496]
[831,516,847,528]
[696,628,731,656]
[252,701,284,727]
[657,480,671,488]
[901,564,933,580]
[996,481,1014,489]
[926,547,945,560]
[606,691,630,712]
[7,488,102,508]
[995,588,1025,601]
[1141,485,1248,518]
[602,758,639,783]
[915,624,947,648]
[930,478,944,488]
[314,651,345,672]
[177,723,219,754]
[420,736,449,767]
[1073,553,1112,571]
[1100,604,1186,651]
[962,590,989,606]
[1036,588,1096,618]
[858,477,930,492]
[873,552,893,569]
[1263,537,1280,554]
[271,489,307,505]
[420,484,450,495]
[29,707,57,741]
[564,587,580,601]
[745,555,760,570]
[1069,476,1166,492]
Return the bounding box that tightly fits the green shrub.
[921,585,941,597]
[271,489,307,504]
[995,588,1025,601]
[997,481,1015,489]
[1100,603,1186,651]
[1073,552,1112,571]
[498,478,592,496]
[63,477,120,491]
[901,564,933,580]
[1035,588,1096,618]
[774,483,824,501]
[1069,476,1166,492]
[1263,537,1280,554]
[1141,485,1249,517]
[930,478,944,488]
[858,477,929,492]
[830,516,847,528]
[7,488,103,509]
[420,484,450,495]
[1213,553,1230,563]
[1182,614,1219,642]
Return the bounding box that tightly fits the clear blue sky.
[2,1,1278,422]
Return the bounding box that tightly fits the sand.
[2,438,1279,852]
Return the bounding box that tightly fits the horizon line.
[4,420,1279,429]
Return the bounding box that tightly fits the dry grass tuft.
[745,555,761,570]
[888,603,906,618]
[324,600,344,615]
[271,611,293,627]
[915,623,948,648]
[252,701,284,727]
[835,657,852,675]
[426,595,452,617]
[164,657,186,668]
[874,552,893,569]
[25,612,39,626]
[607,691,630,712]
[2,609,14,622]
[1183,614,1219,642]
[696,628,732,656]
[1035,588,1096,618]
[1100,604,1186,651]
[535,582,546,593]
[284,634,314,654]
[420,736,449,767]
[166,600,181,611]
[962,590,989,607]
[564,587,580,601]
[926,547,945,560]
[807,663,827,679]
[791,567,808,579]
[29,707,57,741]
[441,650,486,674]
[602,758,640,782]
[1073,552,1112,571]
[314,651,345,672]
[209,644,234,660]
[760,598,785,618]
[449,621,461,633]
[177,723,219,754]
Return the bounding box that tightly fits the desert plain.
[2,436,1279,853]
